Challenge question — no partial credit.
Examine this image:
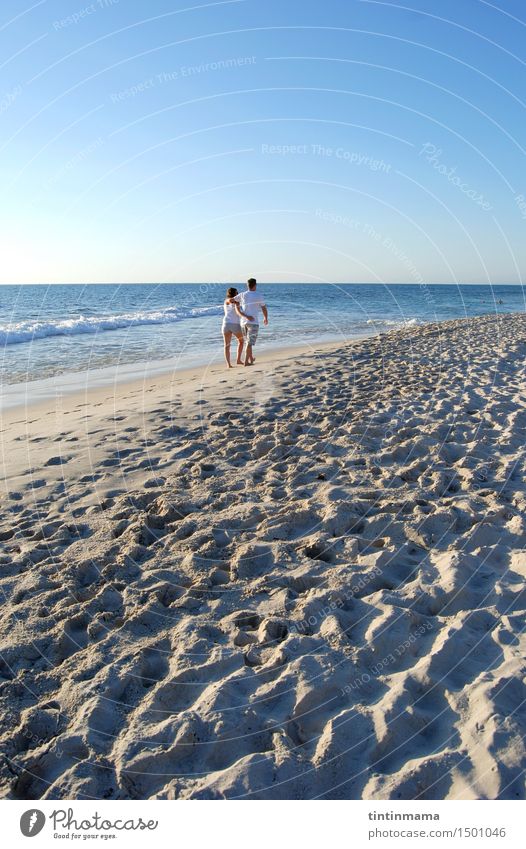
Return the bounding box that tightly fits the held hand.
[246,314,254,321]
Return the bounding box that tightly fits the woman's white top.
[223,300,240,324]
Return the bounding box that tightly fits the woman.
[222,287,253,368]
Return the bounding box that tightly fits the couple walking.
[222,277,268,368]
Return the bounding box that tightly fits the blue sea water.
[0,283,524,388]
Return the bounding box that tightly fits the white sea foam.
[0,304,222,346]
[366,317,420,328]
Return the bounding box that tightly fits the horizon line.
[0,281,524,287]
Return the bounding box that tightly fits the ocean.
[0,283,524,400]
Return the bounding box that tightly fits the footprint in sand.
[45,456,72,467]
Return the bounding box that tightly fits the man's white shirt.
[235,290,266,326]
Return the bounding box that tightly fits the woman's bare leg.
[235,332,244,364]
[223,331,233,367]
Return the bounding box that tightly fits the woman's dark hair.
[226,287,238,298]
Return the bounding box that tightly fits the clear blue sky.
[1,0,525,284]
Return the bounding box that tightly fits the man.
[234,278,268,366]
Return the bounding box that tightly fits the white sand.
[1,313,525,800]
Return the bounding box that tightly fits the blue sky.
[1,0,525,283]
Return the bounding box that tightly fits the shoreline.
[1,312,525,801]
[1,302,513,415]
[2,287,524,414]
[0,333,361,417]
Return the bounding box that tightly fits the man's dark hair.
[247,277,257,290]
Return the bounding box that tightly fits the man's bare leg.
[244,342,254,366]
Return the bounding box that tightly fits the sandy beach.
[1,312,525,801]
